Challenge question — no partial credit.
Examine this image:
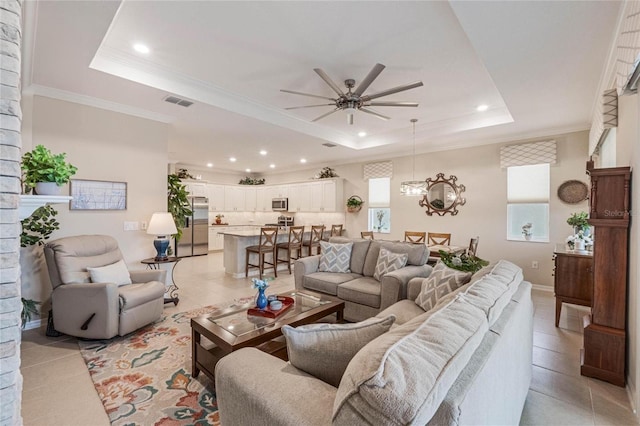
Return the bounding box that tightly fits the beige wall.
[20,96,169,318]
[269,131,591,287]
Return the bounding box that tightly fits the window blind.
[507,164,550,203]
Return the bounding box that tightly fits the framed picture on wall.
[70,179,127,210]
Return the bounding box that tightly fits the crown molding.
[22,84,174,124]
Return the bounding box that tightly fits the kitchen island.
[221,228,330,278]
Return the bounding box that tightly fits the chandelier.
[400,119,427,196]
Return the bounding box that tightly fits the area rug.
[78,297,254,426]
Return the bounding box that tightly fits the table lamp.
[147,212,177,261]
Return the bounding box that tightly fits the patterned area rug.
[78,298,254,426]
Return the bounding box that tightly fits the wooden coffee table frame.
[191,292,344,381]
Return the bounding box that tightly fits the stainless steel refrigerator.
[176,196,209,257]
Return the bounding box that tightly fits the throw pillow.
[414,262,472,311]
[318,241,353,273]
[282,315,395,387]
[373,248,408,281]
[87,259,132,286]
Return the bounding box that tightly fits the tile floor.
[20,253,639,425]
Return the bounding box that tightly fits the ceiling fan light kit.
[401,118,427,196]
[282,63,423,125]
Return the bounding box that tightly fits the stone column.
[0,0,23,424]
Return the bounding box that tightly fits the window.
[507,164,549,241]
[368,177,390,233]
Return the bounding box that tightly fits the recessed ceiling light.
[133,43,150,54]
[269,164,276,169]
[229,157,237,162]
[259,150,267,156]
[476,104,489,112]
[245,168,251,173]
[358,131,367,137]
[206,163,213,168]
[300,158,307,164]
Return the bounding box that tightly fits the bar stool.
[246,227,278,279]
[323,224,344,241]
[404,231,426,243]
[361,231,374,240]
[276,226,305,274]
[303,225,325,256]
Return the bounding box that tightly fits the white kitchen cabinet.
[209,227,226,251]
[207,184,225,211]
[224,186,246,211]
[306,179,342,212]
[208,228,217,250]
[244,187,257,211]
[255,186,269,211]
[184,181,207,197]
[289,183,312,212]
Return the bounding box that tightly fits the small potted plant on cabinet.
[215,214,224,225]
[567,211,590,235]
[21,145,77,195]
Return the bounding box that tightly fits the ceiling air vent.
[322,143,337,148]
[163,95,194,108]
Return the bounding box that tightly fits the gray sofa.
[215,260,533,425]
[294,238,432,321]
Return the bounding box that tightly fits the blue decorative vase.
[256,288,268,310]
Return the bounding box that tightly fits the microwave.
[272,198,288,211]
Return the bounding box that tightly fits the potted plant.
[438,250,489,274]
[316,167,339,179]
[167,174,192,242]
[346,195,364,212]
[567,211,590,234]
[215,214,224,225]
[522,223,533,240]
[21,145,77,195]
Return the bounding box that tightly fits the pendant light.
[400,119,427,196]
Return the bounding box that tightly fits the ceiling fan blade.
[285,104,335,110]
[361,81,424,101]
[359,108,391,121]
[280,89,335,101]
[313,68,345,97]
[366,101,419,107]
[353,63,385,97]
[311,108,340,122]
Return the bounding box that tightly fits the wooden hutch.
[580,163,631,386]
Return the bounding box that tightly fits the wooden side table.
[553,248,593,327]
[141,257,181,306]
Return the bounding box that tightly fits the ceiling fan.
[281,63,423,125]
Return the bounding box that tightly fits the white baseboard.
[531,283,553,292]
[23,318,43,331]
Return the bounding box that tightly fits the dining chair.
[246,227,278,279]
[404,231,426,243]
[361,231,374,240]
[468,236,479,257]
[323,224,344,241]
[303,225,325,256]
[276,226,305,274]
[427,232,451,246]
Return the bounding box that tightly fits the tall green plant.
[21,298,41,328]
[21,145,77,192]
[20,205,60,247]
[167,174,192,241]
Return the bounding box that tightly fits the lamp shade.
[147,212,177,236]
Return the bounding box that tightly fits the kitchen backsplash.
[209,211,346,228]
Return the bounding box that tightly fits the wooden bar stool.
[361,231,374,240]
[404,231,426,243]
[276,226,304,274]
[427,232,451,246]
[246,227,278,279]
[303,225,325,256]
[323,224,344,241]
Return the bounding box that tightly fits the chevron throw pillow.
[373,248,409,281]
[318,241,353,273]
[415,262,472,311]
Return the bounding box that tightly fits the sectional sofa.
[215,260,533,425]
[293,237,432,321]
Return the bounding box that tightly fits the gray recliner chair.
[44,235,167,339]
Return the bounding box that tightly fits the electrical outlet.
[140,221,148,231]
[531,261,539,269]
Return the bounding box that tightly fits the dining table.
[428,244,467,258]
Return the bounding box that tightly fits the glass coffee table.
[190,291,344,381]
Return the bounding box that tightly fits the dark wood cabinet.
[581,165,631,387]
[553,250,593,327]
